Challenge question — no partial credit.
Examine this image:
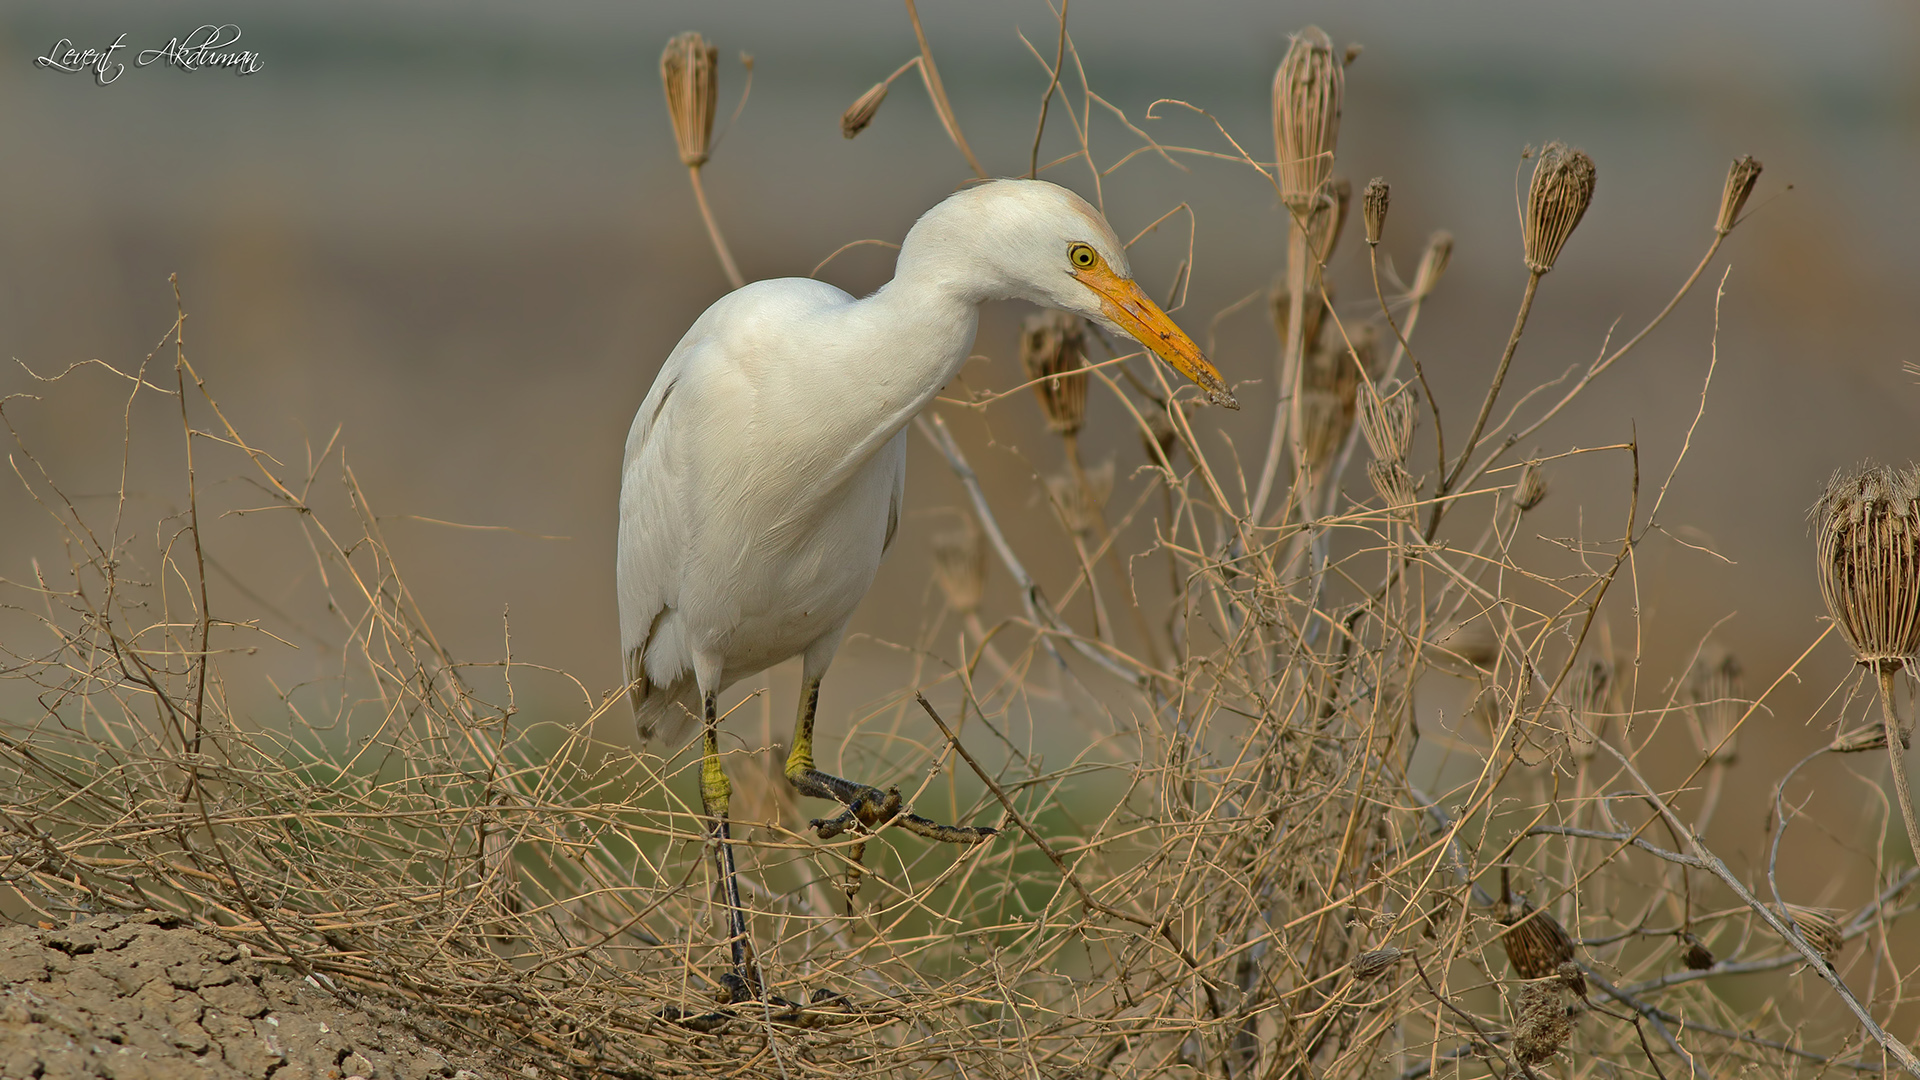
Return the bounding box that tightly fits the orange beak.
[1073,264,1237,409]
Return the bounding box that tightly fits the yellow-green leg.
[699,690,757,1000]
[783,676,996,898]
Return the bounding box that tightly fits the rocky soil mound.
[0,913,497,1080]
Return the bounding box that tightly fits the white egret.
[617,178,1234,995]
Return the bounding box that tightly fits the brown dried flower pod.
[1019,312,1090,436]
[1498,872,1578,986]
[1813,464,1920,668]
[1359,383,1416,465]
[1716,155,1763,235]
[841,81,889,139]
[1273,26,1343,212]
[1362,177,1389,246]
[1521,143,1597,274]
[1769,903,1843,961]
[1831,724,1889,753]
[660,32,720,168]
[1513,460,1548,512]
[1680,932,1715,971]
[1412,230,1453,300]
[1512,981,1575,1066]
[1684,644,1743,763]
[1351,945,1402,980]
[930,522,986,615]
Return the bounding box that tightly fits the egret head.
[908,180,1237,408]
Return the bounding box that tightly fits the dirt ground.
[0,913,501,1080]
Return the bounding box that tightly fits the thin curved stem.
[687,165,744,289]
[904,0,986,178]
[1442,269,1540,498]
[1878,665,1920,861]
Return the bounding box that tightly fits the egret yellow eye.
[1068,243,1098,269]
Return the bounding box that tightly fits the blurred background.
[4,1,1919,894]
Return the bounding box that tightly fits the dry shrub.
[3,12,1917,1080]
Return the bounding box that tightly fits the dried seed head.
[931,522,986,615]
[841,81,889,139]
[1273,26,1344,212]
[1683,644,1743,763]
[1512,981,1575,1066]
[1360,382,1417,464]
[1813,464,1920,667]
[1307,177,1354,269]
[1513,460,1548,512]
[1717,155,1762,235]
[1368,460,1417,523]
[1680,933,1715,971]
[1362,177,1389,245]
[1831,724,1889,753]
[1019,312,1090,436]
[1299,346,1359,478]
[1046,460,1114,536]
[1769,903,1843,961]
[660,32,721,168]
[1351,945,1401,980]
[1269,280,1331,354]
[1522,143,1597,274]
[1498,891,1578,983]
[1412,230,1454,300]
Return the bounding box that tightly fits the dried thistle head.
[1359,382,1416,465]
[1362,177,1389,246]
[1717,155,1763,235]
[1512,981,1575,1066]
[1368,460,1417,523]
[1684,644,1743,763]
[1351,945,1401,980]
[1270,280,1331,355]
[1412,230,1453,300]
[1273,26,1343,212]
[930,521,986,615]
[1769,903,1843,961]
[1522,143,1597,274]
[1513,460,1548,512]
[1813,464,1920,668]
[660,32,720,168]
[840,81,889,139]
[1046,460,1114,536]
[1019,312,1090,436]
[1298,346,1359,478]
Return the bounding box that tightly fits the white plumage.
[614,178,1230,996]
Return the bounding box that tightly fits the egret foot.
[782,676,996,899]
